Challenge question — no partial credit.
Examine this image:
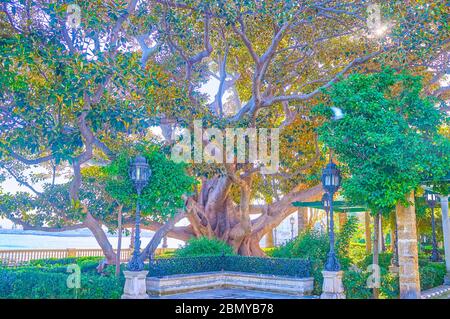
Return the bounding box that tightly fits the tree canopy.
[0,0,448,256]
[317,68,450,214]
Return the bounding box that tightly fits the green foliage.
[336,216,359,269]
[272,230,329,295]
[317,68,450,214]
[148,256,311,278]
[174,236,235,257]
[419,262,446,291]
[83,143,197,223]
[359,252,393,270]
[0,268,124,299]
[343,269,399,299]
[0,256,124,299]
[343,270,373,299]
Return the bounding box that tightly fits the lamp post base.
[121,270,149,299]
[320,271,346,299]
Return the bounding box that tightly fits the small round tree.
[317,68,450,298]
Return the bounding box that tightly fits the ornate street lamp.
[424,190,440,262]
[290,215,295,240]
[321,159,341,271]
[127,155,151,271]
[322,192,331,233]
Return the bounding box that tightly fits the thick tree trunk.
[365,212,372,253]
[185,175,322,256]
[139,212,186,262]
[265,230,274,248]
[396,191,421,299]
[83,212,117,264]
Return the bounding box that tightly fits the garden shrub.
[148,255,311,278]
[272,230,329,295]
[343,270,372,299]
[349,243,369,267]
[380,271,399,299]
[358,252,393,270]
[0,268,124,299]
[336,216,359,269]
[343,269,399,299]
[0,256,124,299]
[272,220,359,296]
[174,236,235,257]
[419,262,446,290]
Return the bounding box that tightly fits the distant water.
[0,233,183,250]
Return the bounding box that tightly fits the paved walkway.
[421,285,450,299]
[151,288,317,299]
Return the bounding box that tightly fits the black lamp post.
[127,155,151,271]
[321,159,341,271]
[322,192,331,233]
[424,191,440,262]
[290,216,295,240]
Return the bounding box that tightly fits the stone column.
[439,196,450,284]
[122,271,149,299]
[396,191,421,299]
[320,271,346,299]
[365,212,372,253]
[297,207,308,233]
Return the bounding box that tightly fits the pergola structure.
[292,200,367,213]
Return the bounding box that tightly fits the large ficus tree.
[0,1,448,257]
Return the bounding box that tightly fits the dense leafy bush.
[272,230,328,294]
[0,256,124,299]
[420,262,446,291]
[343,270,372,299]
[272,219,359,295]
[148,255,311,278]
[359,252,393,270]
[343,269,399,299]
[10,256,103,274]
[174,236,235,257]
[336,216,359,269]
[0,268,124,299]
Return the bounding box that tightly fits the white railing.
[0,248,173,266]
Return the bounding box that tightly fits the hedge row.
[0,268,124,299]
[148,255,311,278]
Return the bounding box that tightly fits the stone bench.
[146,271,314,296]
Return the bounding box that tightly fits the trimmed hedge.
[0,256,123,299]
[148,255,311,278]
[0,268,124,299]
